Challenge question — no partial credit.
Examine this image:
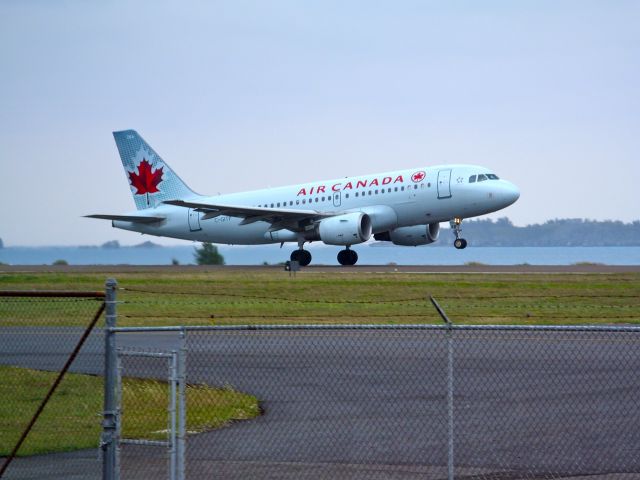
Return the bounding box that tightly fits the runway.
[2,264,640,274]
[3,327,640,479]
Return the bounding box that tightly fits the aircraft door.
[437,169,452,199]
[333,191,342,207]
[188,208,202,231]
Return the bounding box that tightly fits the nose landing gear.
[337,247,358,266]
[450,217,468,250]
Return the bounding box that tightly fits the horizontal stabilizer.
[84,214,165,224]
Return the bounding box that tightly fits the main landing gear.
[290,248,312,266]
[450,217,468,250]
[337,247,358,266]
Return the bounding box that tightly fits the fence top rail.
[110,324,640,334]
[0,290,105,298]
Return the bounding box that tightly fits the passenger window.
[469,175,476,183]
[427,182,431,188]
[414,185,418,190]
[368,190,372,195]
[345,193,349,198]
[375,189,379,194]
[401,186,405,191]
[296,200,300,205]
[477,174,487,182]
[380,189,384,194]
[355,192,358,197]
[289,201,293,206]
[302,199,306,204]
[388,188,391,193]
[394,187,398,192]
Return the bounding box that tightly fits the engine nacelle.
[318,212,372,246]
[374,223,440,246]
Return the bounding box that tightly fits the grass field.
[0,365,259,456]
[1,269,639,326]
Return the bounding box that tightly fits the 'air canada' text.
[297,175,405,196]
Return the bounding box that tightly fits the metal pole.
[446,325,454,480]
[177,329,187,480]
[102,278,118,480]
[429,296,454,480]
[169,352,178,480]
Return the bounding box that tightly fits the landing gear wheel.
[454,238,467,250]
[290,249,312,266]
[450,217,467,250]
[337,249,358,266]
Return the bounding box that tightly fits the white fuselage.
[113,164,520,245]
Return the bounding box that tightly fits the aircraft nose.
[501,182,520,206]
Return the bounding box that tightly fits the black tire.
[338,249,358,266]
[290,250,302,262]
[299,250,312,266]
[454,238,468,250]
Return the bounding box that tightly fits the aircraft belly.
[200,218,273,245]
[114,215,276,245]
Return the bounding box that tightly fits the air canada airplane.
[87,130,520,266]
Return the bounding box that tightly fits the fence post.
[430,296,454,480]
[102,278,118,480]
[177,328,187,480]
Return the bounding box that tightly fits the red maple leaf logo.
[128,159,163,195]
[411,171,426,183]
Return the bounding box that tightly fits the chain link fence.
[0,290,106,480]
[112,324,640,480]
[2,283,640,479]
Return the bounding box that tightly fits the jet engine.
[374,223,440,246]
[317,212,372,246]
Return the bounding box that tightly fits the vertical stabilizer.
[113,130,197,210]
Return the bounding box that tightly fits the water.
[1,245,640,266]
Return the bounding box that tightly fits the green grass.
[0,365,259,456]
[1,270,639,326]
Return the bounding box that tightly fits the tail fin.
[113,130,198,210]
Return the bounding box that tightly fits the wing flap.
[163,199,324,218]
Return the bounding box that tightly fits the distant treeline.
[444,218,640,247]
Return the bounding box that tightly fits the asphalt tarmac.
[2,264,640,274]
[3,327,640,479]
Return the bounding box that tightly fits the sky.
[1,0,638,246]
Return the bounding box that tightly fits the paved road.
[2,327,640,479]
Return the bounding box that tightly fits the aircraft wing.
[85,214,165,224]
[163,199,333,232]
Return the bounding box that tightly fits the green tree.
[194,243,225,265]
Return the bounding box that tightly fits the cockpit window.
[477,174,488,182]
[469,175,476,183]
[487,174,499,180]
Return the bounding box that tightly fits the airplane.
[87,130,520,266]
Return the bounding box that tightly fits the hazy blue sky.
[1,1,638,246]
